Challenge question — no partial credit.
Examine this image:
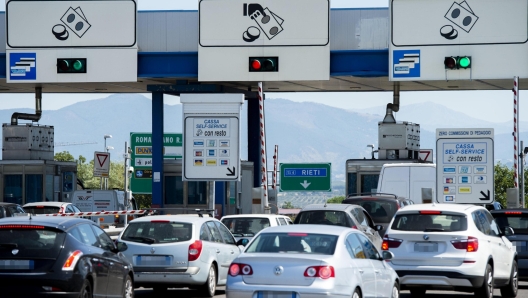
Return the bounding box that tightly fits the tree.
[326,196,345,204]
[282,201,295,209]
[54,151,75,162]
[494,162,514,207]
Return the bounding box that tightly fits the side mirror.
[116,242,128,252]
[237,238,249,247]
[381,250,394,260]
[503,226,515,236]
[375,225,383,231]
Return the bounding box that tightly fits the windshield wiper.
[0,243,18,249]
[126,236,156,244]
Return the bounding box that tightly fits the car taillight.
[229,263,253,276]
[188,240,203,261]
[419,210,441,215]
[304,266,335,279]
[351,225,358,229]
[62,250,83,271]
[451,236,478,252]
[382,235,403,250]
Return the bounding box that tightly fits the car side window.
[286,218,293,225]
[346,233,366,259]
[72,205,81,213]
[200,224,212,241]
[206,221,223,243]
[473,210,493,236]
[356,233,380,260]
[351,208,368,226]
[278,218,287,225]
[91,225,115,251]
[66,205,74,213]
[71,224,99,247]
[485,211,500,236]
[276,218,281,226]
[215,221,236,245]
[362,211,375,228]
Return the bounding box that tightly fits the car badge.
[150,247,155,254]
[274,266,283,276]
[11,249,19,255]
[423,235,429,240]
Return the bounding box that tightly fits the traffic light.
[57,58,87,73]
[249,57,278,72]
[444,56,471,69]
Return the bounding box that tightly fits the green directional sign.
[279,163,331,192]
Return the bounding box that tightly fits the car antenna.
[324,196,327,207]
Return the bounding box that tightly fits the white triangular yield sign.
[96,153,109,167]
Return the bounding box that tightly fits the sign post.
[436,128,494,204]
[279,163,331,192]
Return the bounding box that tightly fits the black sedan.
[491,209,528,280]
[0,215,133,297]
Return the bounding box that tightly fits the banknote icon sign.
[440,1,478,40]
[52,6,92,41]
[242,3,284,42]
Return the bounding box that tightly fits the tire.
[391,282,400,298]
[123,275,134,298]
[352,287,361,298]
[78,279,93,298]
[501,261,518,298]
[409,288,425,297]
[475,263,493,298]
[199,264,217,297]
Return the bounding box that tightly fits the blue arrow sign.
[284,168,327,177]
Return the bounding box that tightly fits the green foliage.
[76,155,125,190]
[494,162,514,207]
[326,196,345,204]
[134,194,152,209]
[54,151,75,162]
[282,201,296,209]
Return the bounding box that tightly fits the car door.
[484,211,513,279]
[473,210,509,279]
[345,233,376,298]
[214,221,240,283]
[206,221,229,279]
[356,233,392,297]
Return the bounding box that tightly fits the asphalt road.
[134,283,528,298]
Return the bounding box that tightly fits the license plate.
[414,242,438,252]
[135,255,171,266]
[0,260,34,269]
[513,241,528,252]
[257,292,296,298]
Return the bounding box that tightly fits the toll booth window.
[165,176,184,204]
[63,172,74,192]
[26,174,43,203]
[347,173,357,195]
[361,174,379,194]
[188,181,207,205]
[4,175,22,205]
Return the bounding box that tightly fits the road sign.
[93,151,110,177]
[436,128,494,204]
[198,0,329,82]
[130,132,182,193]
[279,163,331,192]
[389,0,528,81]
[6,0,137,83]
[419,149,433,162]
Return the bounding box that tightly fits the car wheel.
[123,275,134,298]
[500,260,518,298]
[391,282,400,298]
[475,263,493,298]
[352,287,361,298]
[409,288,425,297]
[78,279,93,298]
[199,264,217,297]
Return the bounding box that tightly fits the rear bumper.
[0,273,83,298]
[396,270,484,289]
[226,280,352,298]
[134,266,207,287]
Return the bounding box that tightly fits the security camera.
[128,166,134,174]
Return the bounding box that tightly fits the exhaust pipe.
[11,87,42,125]
[382,82,400,123]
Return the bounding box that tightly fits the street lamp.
[106,146,114,152]
[103,134,112,151]
[104,146,114,189]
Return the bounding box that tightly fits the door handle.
[230,250,234,254]
[216,249,220,253]
[359,269,364,274]
[92,258,99,262]
[375,270,380,274]
[110,262,114,266]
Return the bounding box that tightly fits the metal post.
[124,141,129,225]
[522,140,526,208]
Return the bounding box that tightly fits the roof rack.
[143,208,215,218]
[346,192,400,199]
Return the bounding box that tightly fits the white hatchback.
[221,214,293,242]
[382,203,518,298]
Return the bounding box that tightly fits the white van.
[376,163,436,204]
[72,189,137,227]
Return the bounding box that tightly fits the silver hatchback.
[117,215,244,297]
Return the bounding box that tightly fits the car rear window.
[221,217,270,237]
[391,213,467,232]
[23,206,60,215]
[344,199,398,223]
[295,211,350,227]
[121,221,192,244]
[494,214,528,234]
[245,232,338,255]
[0,225,65,258]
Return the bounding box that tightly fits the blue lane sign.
[284,168,327,177]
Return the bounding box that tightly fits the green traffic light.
[458,56,471,68]
[73,60,83,71]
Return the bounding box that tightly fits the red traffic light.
[249,57,278,72]
[251,59,262,71]
[444,57,457,69]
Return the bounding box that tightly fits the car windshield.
[221,217,270,237]
[345,199,398,223]
[391,213,467,232]
[493,214,528,234]
[295,211,349,227]
[121,221,193,244]
[23,206,60,215]
[245,232,338,255]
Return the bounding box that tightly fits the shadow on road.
[134,287,226,298]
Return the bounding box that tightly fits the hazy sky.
[0,0,522,124]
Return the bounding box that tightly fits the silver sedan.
[226,224,400,298]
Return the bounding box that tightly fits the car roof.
[0,215,93,230]
[221,214,289,219]
[130,214,218,224]
[258,224,354,236]
[300,204,355,211]
[0,202,19,206]
[23,202,70,207]
[395,203,482,213]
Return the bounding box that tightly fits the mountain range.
[0,94,524,181]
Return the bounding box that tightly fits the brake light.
[451,236,478,252]
[505,212,522,215]
[36,206,45,208]
[304,266,335,279]
[229,263,253,276]
[351,225,358,229]
[419,211,441,215]
[188,240,203,261]
[382,235,403,250]
[0,225,44,229]
[62,250,83,271]
[151,220,170,223]
[288,233,307,237]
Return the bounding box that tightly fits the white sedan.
[226,224,399,298]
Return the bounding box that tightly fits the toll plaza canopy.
[0,8,523,94]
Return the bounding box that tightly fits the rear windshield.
[494,214,528,234]
[245,232,338,255]
[295,211,350,227]
[23,206,60,215]
[121,221,193,244]
[391,213,467,232]
[0,226,65,258]
[344,199,398,223]
[221,217,270,237]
